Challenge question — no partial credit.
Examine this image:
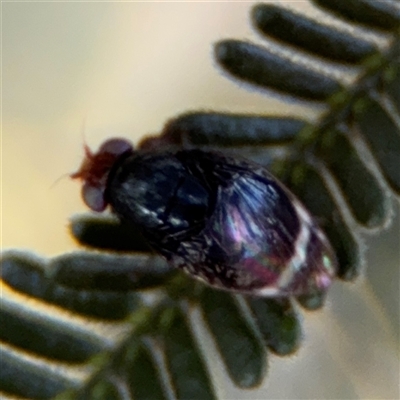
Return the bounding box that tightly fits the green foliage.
[1,1,399,399]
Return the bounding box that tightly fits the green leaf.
[0,305,105,362]
[158,112,306,146]
[1,252,140,320]
[0,347,78,399]
[252,4,376,63]
[51,251,174,292]
[354,96,400,192]
[247,297,301,355]
[385,61,400,112]
[70,214,152,253]
[200,289,266,388]
[164,306,217,400]
[215,40,342,101]
[83,379,122,400]
[123,340,169,400]
[312,0,400,31]
[317,128,389,227]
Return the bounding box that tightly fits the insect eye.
[82,182,107,212]
[98,138,133,156]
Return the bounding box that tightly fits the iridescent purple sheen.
[282,223,336,296]
[165,161,335,296]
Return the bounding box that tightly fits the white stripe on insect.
[276,200,312,291]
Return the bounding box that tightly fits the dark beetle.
[72,138,337,297]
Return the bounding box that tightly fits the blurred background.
[2,1,399,399]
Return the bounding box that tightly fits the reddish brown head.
[71,138,133,212]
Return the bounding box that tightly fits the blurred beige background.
[3,1,315,256]
[2,2,399,399]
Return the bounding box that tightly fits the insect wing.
[176,151,336,297]
[203,169,304,294]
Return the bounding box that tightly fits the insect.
[72,138,337,297]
